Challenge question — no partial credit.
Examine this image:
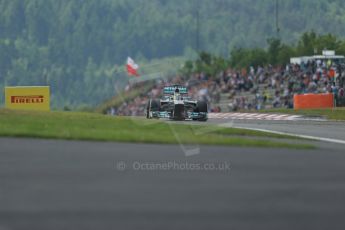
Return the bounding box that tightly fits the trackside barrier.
[294,93,334,109]
[5,86,50,111]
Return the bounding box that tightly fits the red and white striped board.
[208,113,302,121]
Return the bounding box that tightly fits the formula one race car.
[146,85,208,121]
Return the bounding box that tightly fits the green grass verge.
[0,109,313,149]
[257,108,345,120]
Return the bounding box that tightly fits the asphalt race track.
[1,134,345,230]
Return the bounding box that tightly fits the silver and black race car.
[146,85,208,121]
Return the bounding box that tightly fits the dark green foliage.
[185,32,345,71]
[1,0,345,108]
[192,52,229,77]
[229,48,268,68]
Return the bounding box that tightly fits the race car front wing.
[150,111,207,120]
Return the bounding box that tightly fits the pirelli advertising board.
[5,86,50,111]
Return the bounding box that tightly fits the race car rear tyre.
[146,99,160,119]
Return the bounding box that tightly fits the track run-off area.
[207,112,345,145]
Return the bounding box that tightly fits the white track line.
[232,126,345,145]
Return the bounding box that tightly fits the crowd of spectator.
[108,60,345,116]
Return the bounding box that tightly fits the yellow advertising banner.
[5,86,50,111]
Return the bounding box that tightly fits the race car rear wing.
[163,86,188,95]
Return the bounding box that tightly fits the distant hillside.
[1,0,345,108]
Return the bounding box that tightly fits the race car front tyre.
[196,101,207,112]
[146,99,160,119]
[195,101,208,121]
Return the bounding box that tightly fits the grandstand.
[103,54,345,115]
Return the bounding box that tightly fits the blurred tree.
[0,0,345,108]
